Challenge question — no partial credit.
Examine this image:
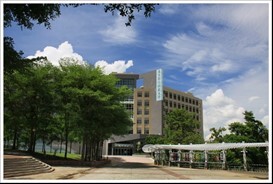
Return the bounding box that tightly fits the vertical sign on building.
[156,69,163,101]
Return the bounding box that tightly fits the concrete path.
[75,156,269,181]
[3,155,270,182]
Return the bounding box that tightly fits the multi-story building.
[102,69,203,156]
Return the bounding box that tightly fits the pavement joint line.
[157,166,190,179]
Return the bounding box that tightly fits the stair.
[4,154,55,178]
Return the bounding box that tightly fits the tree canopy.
[208,110,268,165]
[4,57,133,160]
[145,109,204,145]
[4,3,158,29]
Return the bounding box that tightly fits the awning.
[142,142,269,153]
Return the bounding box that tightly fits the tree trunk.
[28,128,34,153]
[12,127,18,150]
[59,136,63,153]
[64,126,68,159]
[81,136,86,161]
[42,136,46,155]
[70,141,72,153]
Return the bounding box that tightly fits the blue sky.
[2,1,271,140]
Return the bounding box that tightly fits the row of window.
[164,100,199,113]
[116,79,135,87]
[137,118,149,124]
[137,128,149,134]
[137,109,149,115]
[137,91,150,98]
[137,100,149,106]
[164,91,199,106]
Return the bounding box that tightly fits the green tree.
[58,61,132,161]
[163,109,204,144]
[209,127,226,143]
[144,135,165,145]
[4,3,157,29]
[224,111,268,143]
[4,59,59,153]
[3,37,36,73]
[222,110,268,166]
[4,70,27,149]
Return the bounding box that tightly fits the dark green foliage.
[104,4,157,26]
[145,135,165,145]
[145,109,204,145]
[209,110,268,166]
[3,37,37,73]
[4,4,62,29]
[4,57,133,160]
[4,3,158,29]
[164,108,204,144]
[209,127,226,143]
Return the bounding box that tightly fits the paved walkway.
[3,155,270,182]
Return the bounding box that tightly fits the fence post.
[241,141,248,171]
[204,150,208,169]
[169,150,172,166]
[189,143,193,168]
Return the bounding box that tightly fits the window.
[169,101,172,108]
[169,93,173,99]
[137,118,142,124]
[137,92,142,97]
[178,95,181,101]
[137,109,142,115]
[174,94,176,100]
[164,91,168,98]
[144,92,149,98]
[144,109,149,115]
[137,128,142,134]
[144,100,149,106]
[137,100,142,106]
[144,118,149,125]
[144,128,149,134]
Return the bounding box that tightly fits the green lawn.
[36,151,81,160]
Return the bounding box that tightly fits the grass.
[35,151,82,160]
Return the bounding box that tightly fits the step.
[4,155,55,178]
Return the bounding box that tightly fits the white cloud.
[159,4,181,15]
[248,96,260,102]
[161,4,268,80]
[205,89,234,107]
[27,41,85,66]
[99,16,137,44]
[203,89,245,141]
[222,65,269,125]
[159,4,270,140]
[95,60,134,75]
[198,63,269,140]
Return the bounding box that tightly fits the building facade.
[102,69,203,156]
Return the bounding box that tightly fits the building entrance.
[113,148,133,155]
[111,143,134,156]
